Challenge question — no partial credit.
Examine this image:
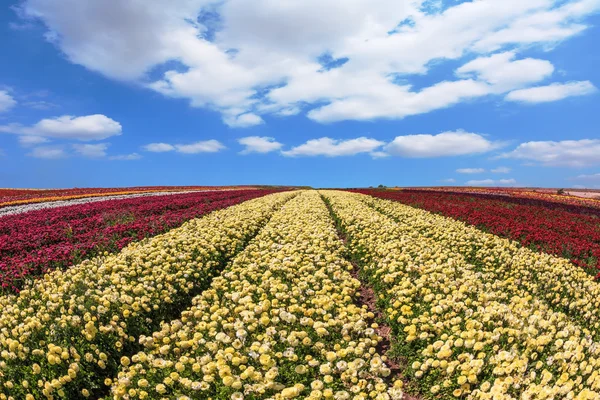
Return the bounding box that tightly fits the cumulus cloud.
[0,90,17,113]
[72,143,109,158]
[23,142,141,160]
[370,151,390,159]
[282,137,385,157]
[501,139,600,167]
[0,114,122,141]
[491,166,511,173]
[456,168,485,174]
[385,130,501,158]
[143,140,225,154]
[27,145,67,159]
[175,140,225,154]
[224,113,264,128]
[299,78,491,123]
[143,143,175,152]
[18,135,50,147]
[238,136,282,154]
[19,0,600,125]
[505,81,597,103]
[467,178,517,186]
[456,52,554,92]
[109,153,142,160]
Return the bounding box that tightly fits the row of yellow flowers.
[322,191,600,400]
[108,191,403,400]
[0,191,295,399]
[360,194,600,335]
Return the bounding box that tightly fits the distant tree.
[557,188,565,195]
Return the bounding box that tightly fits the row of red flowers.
[354,189,600,276]
[397,186,600,210]
[0,186,198,202]
[0,185,267,208]
[0,189,277,292]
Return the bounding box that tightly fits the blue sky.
[0,0,599,188]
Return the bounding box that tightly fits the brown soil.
[322,196,421,399]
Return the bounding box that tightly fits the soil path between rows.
[320,192,421,400]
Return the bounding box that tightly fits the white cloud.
[440,178,457,183]
[370,151,391,159]
[505,81,597,103]
[23,100,58,110]
[491,166,511,173]
[456,168,485,174]
[27,145,67,159]
[238,136,282,154]
[109,153,142,160]
[143,143,175,152]
[282,137,385,157]
[175,140,225,154]
[0,114,122,141]
[18,135,50,147]
[501,139,600,167]
[467,178,517,186]
[299,77,491,123]
[19,0,600,125]
[20,0,210,80]
[224,113,264,128]
[385,130,501,158]
[0,90,17,113]
[143,140,226,154]
[456,52,554,92]
[472,0,599,52]
[72,143,109,158]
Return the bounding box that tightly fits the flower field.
[322,191,600,399]
[390,187,600,210]
[0,186,260,209]
[355,189,600,275]
[0,191,295,399]
[1,189,600,399]
[0,189,280,291]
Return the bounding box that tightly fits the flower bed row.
[373,189,600,217]
[0,190,206,218]
[353,189,600,274]
[393,187,600,210]
[323,191,600,399]
[359,195,600,333]
[108,191,403,400]
[0,191,295,399]
[0,189,279,292]
[0,186,223,208]
[0,186,259,203]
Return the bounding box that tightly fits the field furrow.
[0,191,295,399]
[322,190,600,400]
[108,191,404,400]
